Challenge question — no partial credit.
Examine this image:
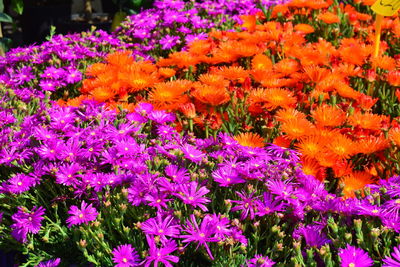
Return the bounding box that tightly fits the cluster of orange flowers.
[58,0,400,197]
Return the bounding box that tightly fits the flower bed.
[1,0,400,266]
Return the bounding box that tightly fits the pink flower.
[66,201,98,227]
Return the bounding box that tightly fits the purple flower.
[207,214,231,240]
[5,173,36,194]
[144,192,172,211]
[159,35,180,50]
[175,181,210,212]
[231,191,258,220]
[181,214,219,260]
[140,214,180,241]
[246,254,275,267]
[148,110,175,124]
[66,68,83,84]
[41,66,66,80]
[339,244,373,267]
[255,192,285,217]
[143,235,179,267]
[11,206,46,243]
[36,258,61,267]
[112,244,140,267]
[164,165,190,183]
[293,225,331,248]
[212,167,245,187]
[39,80,56,91]
[185,33,208,44]
[66,201,98,227]
[181,144,205,163]
[383,244,400,267]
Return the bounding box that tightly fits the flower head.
[246,254,275,267]
[339,244,373,267]
[11,206,46,243]
[66,201,98,227]
[112,244,140,267]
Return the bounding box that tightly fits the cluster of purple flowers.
[0,95,400,265]
[0,30,126,102]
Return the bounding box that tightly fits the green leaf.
[0,12,12,23]
[11,0,24,15]
[0,0,4,13]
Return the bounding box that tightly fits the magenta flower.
[175,181,210,212]
[181,144,205,163]
[140,214,181,241]
[383,245,400,266]
[36,258,61,267]
[112,244,140,267]
[5,173,36,194]
[66,201,98,227]
[246,254,275,267]
[339,244,373,267]
[181,214,219,260]
[159,34,180,50]
[11,206,45,243]
[143,235,179,267]
[231,190,258,220]
[212,167,245,187]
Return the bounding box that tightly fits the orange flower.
[188,39,212,55]
[148,80,192,110]
[357,135,390,154]
[300,157,326,181]
[239,15,257,32]
[356,94,378,110]
[123,71,159,93]
[214,66,249,82]
[317,151,340,168]
[348,111,383,131]
[275,108,307,123]
[303,65,331,83]
[316,74,345,92]
[86,63,107,77]
[262,88,297,110]
[158,68,176,78]
[341,171,374,198]
[389,127,400,146]
[251,54,273,70]
[311,105,346,127]
[106,51,134,66]
[179,103,196,119]
[371,55,396,71]
[192,84,230,106]
[387,70,400,86]
[234,132,265,147]
[296,135,326,160]
[333,63,362,77]
[318,12,340,24]
[294,24,315,34]
[326,134,357,160]
[273,135,292,148]
[332,160,353,177]
[90,86,116,102]
[335,82,361,100]
[339,41,371,65]
[198,74,229,87]
[280,117,315,139]
[274,58,300,75]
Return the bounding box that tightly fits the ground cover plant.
[2,0,400,266]
[64,0,400,196]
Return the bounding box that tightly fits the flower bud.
[79,239,87,248]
